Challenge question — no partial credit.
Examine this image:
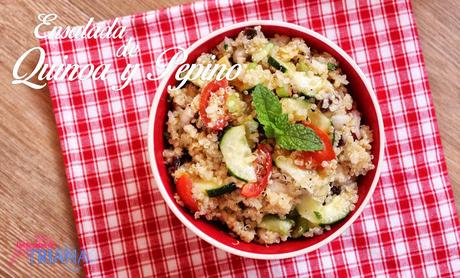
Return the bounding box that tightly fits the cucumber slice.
[287,209,318,238]
[275,86,291,98]
[297,62,312,72]
[281,98,312,122]
[320,194,351,224]
[308,109,334,141]
[268,56,287,73]
[289,71,323,96]
[220,125,257,182]
[297,193,351,225]
[252,43,274,63]
[206,183,237,197]
[258,215,295,236]
[275,156,310,186]
[308,110,331,134]
[291,215,317,238]
[193,180,237,197]
[296,194,324,224]
[226,92,245,115]
[274,156,330,199]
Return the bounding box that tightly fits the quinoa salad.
[163,26,375,244]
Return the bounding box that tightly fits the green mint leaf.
[273,114,289,131]
[327,62,337,71]
[253,85,289,138]
[263,125,276,138]
[276,123,324,151]
[252,84,324,151]
[224,43,228,51]
[252,84,283,128]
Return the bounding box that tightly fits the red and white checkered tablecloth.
[39,0,460,276]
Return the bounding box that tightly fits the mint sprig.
[276,123,323,151]
[252,85,324,151]
[251,85,283,127]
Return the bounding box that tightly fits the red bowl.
[148,20,384,259]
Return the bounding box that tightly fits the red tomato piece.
[199,79,229,131]
[176,173,198,211]
[241,144,273,198]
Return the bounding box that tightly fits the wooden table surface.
[0,0,458,277]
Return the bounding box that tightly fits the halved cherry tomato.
[176,173,198,211]
[241,144,273,198]
[297,122,335,169]
[199,79,229,131]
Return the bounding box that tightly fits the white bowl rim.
[147,20,385,260]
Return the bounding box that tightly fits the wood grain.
[0,0,458,277]
[412,1,460,209]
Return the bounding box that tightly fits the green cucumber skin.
[297,193,351,225]
[258,215,295,236]
[318,195,351,225]
[268,56,287,73]
[206,183,237,197]
[227,169,248,182]
[291,216,316,238]
[219,125,257,182]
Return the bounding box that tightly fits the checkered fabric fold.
[39,0,460,276]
